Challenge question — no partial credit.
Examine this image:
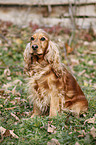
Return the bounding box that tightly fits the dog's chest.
[28,62,65,112]
[32,63,63,95]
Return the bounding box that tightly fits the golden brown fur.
[24,29,88,117]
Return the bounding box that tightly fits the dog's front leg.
[49,93,60,117]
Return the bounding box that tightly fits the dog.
[24,29,88,117]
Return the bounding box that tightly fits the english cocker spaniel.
[24,29,88,117]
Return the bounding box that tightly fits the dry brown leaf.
[13,79,22,86]
[15,97,20,103]
[15,38,23,45]
[47,123,56,133]
[47,126,54,133]
[2,79,22,92]
[84,80,88,87]
[4,68,11,77]
[77,130,86,137]
[0,126,6,134]
[90,51,96,54]
[0,89,4,94]
[7,77,11,80]
[11,112,20,121]
[2,83,12,90]
[5,106,16,110]
[3,129,10,137]
[21,99,27,102]
[90,127,96,138]
[93,84,96,89]
[84,116,96,124]
[88,60,94,65]
[78,70,86,76]
[0,127,19,139]
[9,130,19,139]
[70,58,79,65]
[84,74,90,78]
[47,138,60,145]
[69,132,72,134]
[3,47,8,51]
[11,86,21,96]
[23,111,31,116]
[75,142,80,145]
[65,43,73,54]
[0,104,3,107]
[10,100,16,105]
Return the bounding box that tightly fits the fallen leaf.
[5,106,16,110]
[75,142,80,145]
[47,138,60,145]
[0,104,3,107]
[3,47,8,51]
[11,112,20,121]
[84,116,96,124]
[69,132,72,134]
[9,130,19,139]
[7,77,11,80]
[11,86,21,96]
[2,79,22,91]
[93,84,96,89]
[90,127,96,138]
[21,99,27,102]
[0,89,4,94]
[15,38,22,45]
[78,70,86,76]
[4,68,11,77]
[47,123,56,134]
[83,41,90,46]
[70,58,79,65]
[3,129,19,139]
[65,43,73,54]
[23,111,31,116]
[78,130,86,137]
[3,129,10,137]
[0,126,19,139]
[90,51,96,54]
[0,126,6,134]
[84,80,88,87]
[88,60,93,65]
[15,97,20,103]
[10,100,16,105]
[13,79,22,86]
[47,126,54,133]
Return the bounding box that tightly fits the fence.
[0,0,96,29]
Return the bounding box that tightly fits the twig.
[68,1,76,46]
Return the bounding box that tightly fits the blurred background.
[0,0,96,29]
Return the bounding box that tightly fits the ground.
[0,20,96,145]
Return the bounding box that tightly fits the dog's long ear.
[44,41,62,77]
[24,43,32,70]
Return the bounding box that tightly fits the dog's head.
[30,29,49,56]
[24,29,62,76]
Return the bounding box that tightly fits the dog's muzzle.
[32,45,38,50]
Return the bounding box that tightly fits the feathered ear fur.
[44,41,63,77]
[24,43,31,70]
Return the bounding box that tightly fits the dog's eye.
[31,37,34,41]
[40,37,45,41]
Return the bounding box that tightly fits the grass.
[0,24,96,145]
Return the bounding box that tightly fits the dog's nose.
[32,45,38,50]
